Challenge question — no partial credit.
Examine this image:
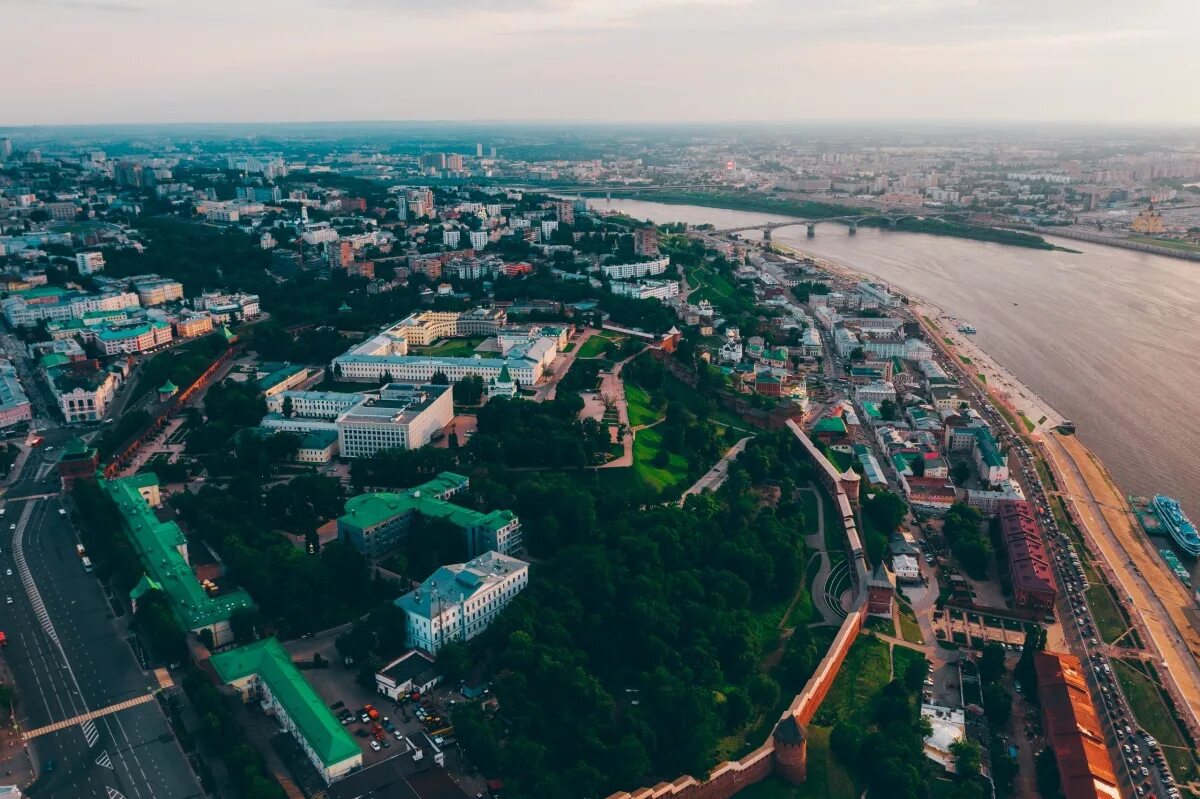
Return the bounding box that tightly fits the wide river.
[591,197,1200,517]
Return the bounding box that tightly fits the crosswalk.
[107,788,126,799]
[96,750,113,769]
[22,693,156,741]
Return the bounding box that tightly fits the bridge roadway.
[0,444,203,798]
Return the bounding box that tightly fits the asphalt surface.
[0,428,203,798]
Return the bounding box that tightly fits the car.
[7,524,13,531]
[5,597,10,605]
[382,739,390,748]
[360,713,370,724]
[4,569,9,577]
[58,509,66,516]
[369,740,381,752]
[1140,767,1149,776]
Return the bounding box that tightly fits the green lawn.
[892,645,927,683]
[814,635,892,728]
[943,337,954,345]
[577,335,618,358]
[1019,413,1036,433]
[799,489,820,534]
[1129,235,1200,254]
[1113,659,1198,782]
[735,726,857,799]
[977,373,987,384]
[562,342,576,353]
[625,383,662,427]
[958,354,973,365]
[632,426,688,492]
[898,605,926,645]
[1086,583,1127,645]
[410,336,486,358]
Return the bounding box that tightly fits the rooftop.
[101,476,255,630]
[210,638,360,768]
[396,551,528,620]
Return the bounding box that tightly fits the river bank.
[606,189,1057,250]
[589,196,1200,520]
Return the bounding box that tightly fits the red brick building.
[998,499,1057,609]
[1035,651,1119,799]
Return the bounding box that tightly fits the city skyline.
[4,0,1200,126]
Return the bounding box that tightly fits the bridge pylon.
[806,223,816,237]
[848,221,857,235]
[763,228,772,242]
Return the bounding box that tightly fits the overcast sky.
[3,0,1199,126]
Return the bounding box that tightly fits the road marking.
[107,788,126,799]
[22,693,156,741]
[96,750,113,769]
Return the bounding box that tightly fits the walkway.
[679,436,752,502]
[596,347,651,469]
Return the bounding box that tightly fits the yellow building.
[1131,202,1166,235]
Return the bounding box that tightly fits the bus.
[81,557,93,573]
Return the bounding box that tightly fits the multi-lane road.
[0,426,202,797]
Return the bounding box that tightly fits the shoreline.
[774,240,1200,734]
[773,243,1065,435]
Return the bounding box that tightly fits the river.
[590,196,1200,519]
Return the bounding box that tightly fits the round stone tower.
[773,714,808,784]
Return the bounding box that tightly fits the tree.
[951,738,982,779]
[430,371,449,385]
[1036,746,1063,799]
[281,396,294,418]
[879,398,899,421]
[437,640,472,684]
[982,682,1013,727]
[453,374,484,405]
[230,605,261,644]
[978,642,1007,683]
[830,722,863,768]
[1014,626,1048,701]
[951,461,971,485]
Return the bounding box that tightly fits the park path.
[595,346,652,469]
[678,436,753,503]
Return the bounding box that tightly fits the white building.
[921,703,966,772]
[892,553,922,584]
[396,551,529,654]
[266,390,364,419]
[833,327,861,358]
[84,319,173,355]
[903,338,933,361]
[53,369,120,423]
[75,251,105,275]
[134,278,185,307]
[601,256,671,280]
[856,281,902,308]
[443,229,461,248]
[335,383,453,458]
[855,381,897,404]
[375,650,441,701]
[468,230,489,250]
[609,279,679,301]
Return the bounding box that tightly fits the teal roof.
[96,320,168,342]
[861,401,882,419]
[299,430,339,450]
[972,427,1005,468]
[40,353,70,369]
[258,365,305,391]
[812,417,847,434]
[210,638,360,768]
[159,379,179,394]
[338,472,514,535]
[101,476,255,631]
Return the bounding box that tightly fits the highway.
[0,423,203,797]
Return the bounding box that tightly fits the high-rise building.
[75,252,106,275]
[406,188,435,219]
[633,226,659,256]
[114,161,145,188]
[418,153,446,172]
[488,146,497,159]
[326,240,354,270]
[475,143,484,158]
[445,154,464,171]
[0,138,11,160]
[555,199,575,226]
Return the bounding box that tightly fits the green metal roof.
[159,379,179,393]
[338,472,513,535]
[39,353,70,369]
[210,638,360,768]
[812,417,847,434]
[101,476,255,631]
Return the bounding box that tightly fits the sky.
[3,0,1200,126]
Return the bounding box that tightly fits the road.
[1044,432,1200,735]
[0,446,203,798]
[679,436,752,501]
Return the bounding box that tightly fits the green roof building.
[101,475,255,645]
[337,472,522,559]
[812,417,848,437]
[211,638,362,783]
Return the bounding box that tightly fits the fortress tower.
[773,714,808,784]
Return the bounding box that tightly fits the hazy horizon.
[4,0,1200,127]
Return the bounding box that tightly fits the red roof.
[999,500,1056,605]
[1035,652,1120,799]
